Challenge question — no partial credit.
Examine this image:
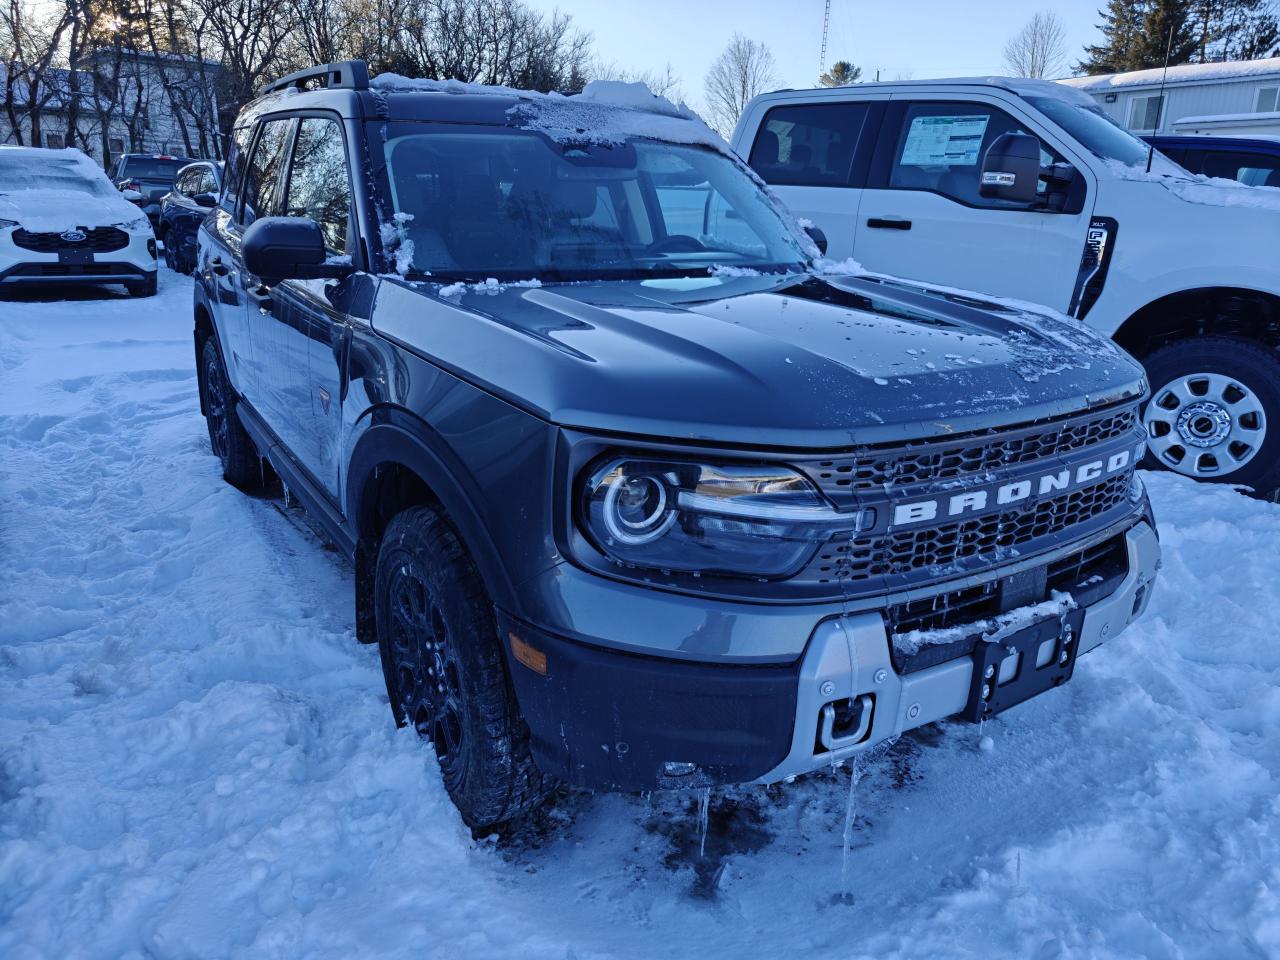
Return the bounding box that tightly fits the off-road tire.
[199,337,260,490]
[375,504,553,830]
[1141,336,1280,497]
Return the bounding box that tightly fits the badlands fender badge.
[1068,216,1118,321]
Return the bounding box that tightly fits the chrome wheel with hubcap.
[1144,371,1266,478]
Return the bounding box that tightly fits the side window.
[284,118,352,253]
[887,102,1060,208]
[1200,150,1280,187]
[749,102,871,186]
[199,168,218,195]
[239,118,293,227]
[175,169,198,195]
[220,126,254,207]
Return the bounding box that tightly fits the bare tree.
[703,33,775,135]
[1003,10,1068,78]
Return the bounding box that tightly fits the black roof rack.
[259,60,369,96]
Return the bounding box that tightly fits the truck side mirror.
[193,192,218,209]
[804,224,828,256]
[243,216,352,284]
[979,132,1041,205]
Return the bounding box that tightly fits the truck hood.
[372,272,1146,448]
[0,188,145,232]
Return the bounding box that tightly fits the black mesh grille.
[801,406,1138,495]
[805,473,1131,584]
[13,227,129,253]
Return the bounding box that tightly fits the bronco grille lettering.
[893,449,1132,527]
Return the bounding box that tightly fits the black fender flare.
[346,406,518,614]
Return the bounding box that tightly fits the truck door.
[743,100,882,261]
[855,98,1094,312]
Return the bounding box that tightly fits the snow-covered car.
[732,78,1280,494]
[195,60,1159,830]
[0,146,158,297]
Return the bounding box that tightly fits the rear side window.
[749,103,870,186]
[886,102,1060,208]
[1200,150,1280,187]
[239,118,294,227]
[283,118,352,254]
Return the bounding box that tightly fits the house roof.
[1060,57,1280,92]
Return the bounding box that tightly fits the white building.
[0,50,223,168]
[1059,58,1280,137]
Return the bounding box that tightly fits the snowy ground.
[2,272,1279,960]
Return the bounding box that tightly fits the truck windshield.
[373,124,811,282]
[1026,95,1165,169]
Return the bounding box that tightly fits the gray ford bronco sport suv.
[195,61,1160,829]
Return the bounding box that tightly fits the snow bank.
[4,276,1280,959]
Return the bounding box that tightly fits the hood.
[0,188,145,232]
[371,273,1146,449]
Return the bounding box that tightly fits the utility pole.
[820,0,832,72]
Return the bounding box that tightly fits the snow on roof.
[1174,111,1280,125]
[369,74,724,151]
[1060,57,1280,91]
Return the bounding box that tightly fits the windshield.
[120,158,188,180]
[373,124,810,282]
[1026,95,1166,168]
[0,155,117,197]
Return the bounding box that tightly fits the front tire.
[200,337,260,490]
[1141,336,1280,496]
[375,505,552,830]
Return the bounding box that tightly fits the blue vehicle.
[195,61,1159,830]
[159,160,221,274]
[1144,134,1280,187]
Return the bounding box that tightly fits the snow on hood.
[1102,157,1280,213]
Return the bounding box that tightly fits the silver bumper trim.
[756,520,1160,783]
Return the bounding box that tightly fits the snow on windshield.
[0,150,116,198]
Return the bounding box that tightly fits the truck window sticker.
[900,115,990,167]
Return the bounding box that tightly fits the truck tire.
[1141,336,1280,496]
[374,504,553,830]
[128,272,158,297]
[200,337,261,490]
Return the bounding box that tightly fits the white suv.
[0,146,157,297]
[732,78,1280,493]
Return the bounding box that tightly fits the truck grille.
[803,472,1131,586]
[13,227,129,253]
[800,405,1137,495]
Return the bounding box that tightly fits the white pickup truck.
[732,77,1280,494]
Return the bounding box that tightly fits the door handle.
[210,256,229,276]
[866,217,912,230]
[247,283,273,315]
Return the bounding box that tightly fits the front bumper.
[0,227,156,286]
[501,519,1159,792]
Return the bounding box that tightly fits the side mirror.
[121,188,143,202]
[804,223,828,256]
[193,192,217,209]
[242,217,352,284]
[979,132,1041,205]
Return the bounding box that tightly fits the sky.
[536,0,1108,111]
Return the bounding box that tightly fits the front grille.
[799,405,1137,495]
[7,262,138,278]
[13,226,129,253]
[805,472,1131,586]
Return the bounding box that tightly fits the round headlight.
[602,472,675,545]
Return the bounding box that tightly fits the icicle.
[697,787,710,858]
[838,758,862,904]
